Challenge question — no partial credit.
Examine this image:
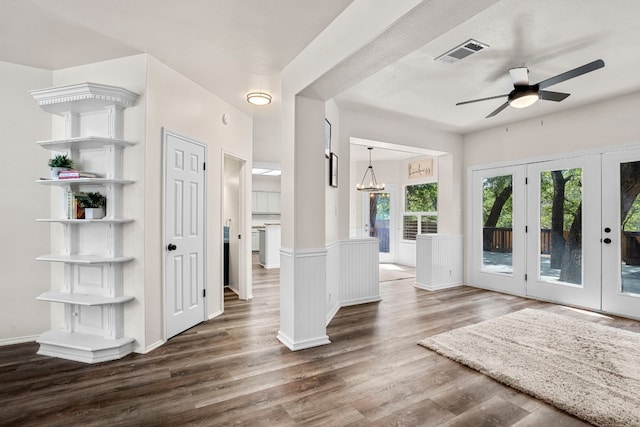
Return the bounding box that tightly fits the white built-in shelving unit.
[31,82,139,363]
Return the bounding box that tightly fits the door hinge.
[525,177,528,184]
[238,234,241,239]
[203,162,206,171]
[525,274,528,281]
[525,226,528,233]
[203,289,206,298]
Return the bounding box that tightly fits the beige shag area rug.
[418,308,640,427]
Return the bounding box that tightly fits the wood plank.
[0,255,605,426]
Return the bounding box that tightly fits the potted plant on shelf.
[48,154,74,179]
[76,192,107,219]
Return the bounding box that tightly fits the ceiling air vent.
[435,39,488,63]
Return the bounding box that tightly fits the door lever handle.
[167,243,177,251]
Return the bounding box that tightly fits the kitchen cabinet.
[252,191,280,214]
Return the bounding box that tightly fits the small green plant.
[76,192,106,209]
[48,154,74,169]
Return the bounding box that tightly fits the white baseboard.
[141,339,166,354]
[340,296,382,307]
[414,281,462,291]
[0,334,39,346]
[277,330,331,351]
[326,303,341,326]
[208,309,223,320]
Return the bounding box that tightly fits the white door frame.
[162,128,207,339]
[221,149,250,301]
[362,185,396,263]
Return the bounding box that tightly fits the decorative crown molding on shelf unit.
[29,82,139,115]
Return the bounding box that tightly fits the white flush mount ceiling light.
[246,91,272,105]
[356,147,385,192]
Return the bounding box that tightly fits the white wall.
[252,175,281,192]
[325,100,341,244]
[0,61,52,344]
[464,91,640,167]
[51,54,148,349]
[146,55,253,345]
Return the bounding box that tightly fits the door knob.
[604,227,611,233]
[603,238,612,244]
[167,243,177,251]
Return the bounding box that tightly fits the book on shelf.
[65,191,87,219]
[58,170,98,179]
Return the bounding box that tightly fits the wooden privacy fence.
[484,227,640,264]
[484,228,567,254]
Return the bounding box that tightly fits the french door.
[525,155,601,310]
[470,166,526,295]
[363,186,396,263]
[602,149,640,318]
[472,150,640,319]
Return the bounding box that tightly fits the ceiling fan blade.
[456,94,508,106]
[486,101,510,118]
[509,67,529,86]
[539,90,570,102]
[537,59,605,89]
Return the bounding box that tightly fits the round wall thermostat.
[221,113,230,125]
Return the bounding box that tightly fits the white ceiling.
[335,0,640,134]
[3,0,640,158]
[0,0,353,117]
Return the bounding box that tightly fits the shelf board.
[36,218,133,224]
[36,177,134,186]
[37,291,133,306]
[36,254,134,264]
[38,136,135,150]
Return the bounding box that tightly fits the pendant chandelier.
[356,147,385,191]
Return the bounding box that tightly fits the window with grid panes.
[403,183,437,240]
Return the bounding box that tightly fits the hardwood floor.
[3,257,639,426]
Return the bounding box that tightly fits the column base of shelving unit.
[37,330,135,364]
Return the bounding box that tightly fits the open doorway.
[222,153,248,301]
[350,138,446,272]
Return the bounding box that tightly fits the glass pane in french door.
[538,168,583,286]
[482,175,514,275]
[620,161,640,295]
[368,192,390,253]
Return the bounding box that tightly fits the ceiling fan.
[456,59,605,118]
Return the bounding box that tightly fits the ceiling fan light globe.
[509,91,539,109]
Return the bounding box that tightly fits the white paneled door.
[163,129,206,339]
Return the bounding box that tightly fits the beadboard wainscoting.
[278,248,330,351]
[415,234,463,290]
[338,238,381,307]
[326,242,341,325]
